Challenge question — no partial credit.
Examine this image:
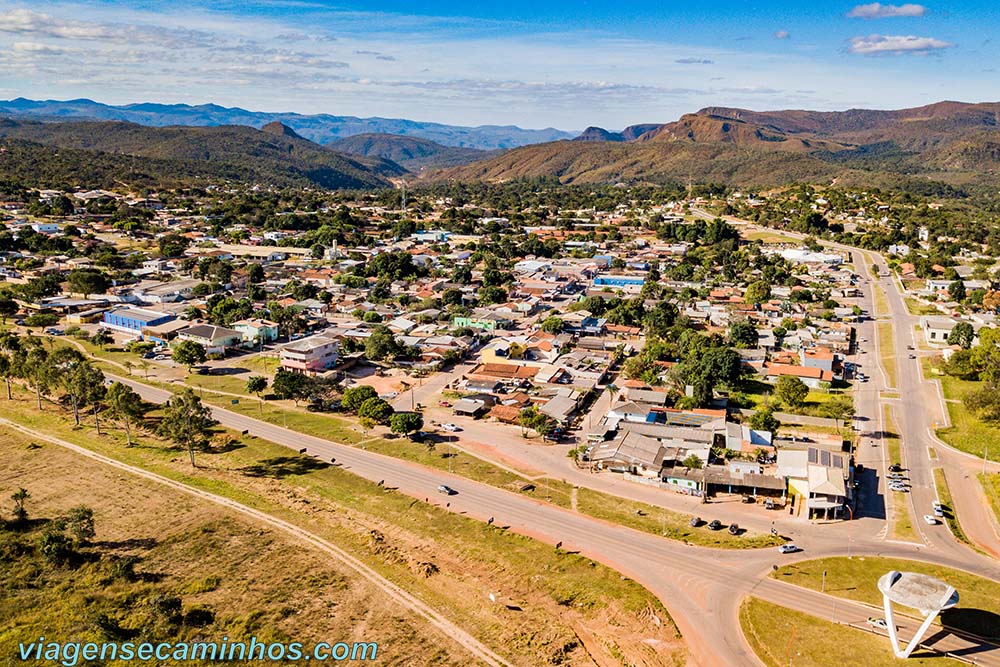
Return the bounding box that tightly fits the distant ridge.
[0,98,576,151]
[437,100,1000,187]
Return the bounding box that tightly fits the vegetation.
[773,557,1000,641]
[740,597,965,667]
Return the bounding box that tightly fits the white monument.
[877,570,959,658]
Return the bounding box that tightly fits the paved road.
[114,372,1000,666]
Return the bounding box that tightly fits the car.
[380,391,398,400]
[908,354,916,359]
[933,506,945,518]
[892,487,910,494]
[778,544,800,554]
[441,423,462,432]
[153,355,168,361]
[689,516,701,528]
[438,401,452,408]
[889,464,902,472]
[728,523,740,535]
[906,345,914,350]
[923,514,939,525]
[867,617,888,630]
[707,519,723,531]
[436,485,457,495]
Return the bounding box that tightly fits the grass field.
[883,405,917,542]
[921,357,1000,462]
[905,297,941,316]
[934,468,974,549]
[980,472,1000,528]
[575,488,784,549]
[773,557,1000,641]
[872,283,891,318]
[0,387,689,666]
[744,230,802,244]
[0,425,475,666]
[876,322,897,388]
[740,597,965,667]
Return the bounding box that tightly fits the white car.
[867,617,888,630]
[923,514,939,525]
[778,544,800,554]
[441,423,462,432]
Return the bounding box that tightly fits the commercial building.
[279,334,340,374]
[102,307,175,334]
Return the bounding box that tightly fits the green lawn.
[743,230,802,244]
[740,597,964,667]
[873,283,891,318]
[186,372,254,396]
[922,357,1000,462]
[239,355,281,374]
[934,468,974,549]
[979,472,1000,528]
[772,557,1000,641]
[575,488,783,549]
[905,297,941,316]
[876,322,897,388]
[884,405,917,542]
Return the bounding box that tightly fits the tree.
[744,280,771,305]
[270,369,313,406]
[748,408,781,435]
[10,487,29,524]
[105,382,145,446]
[390,412,423,437]
[820,395,855,429]
[947,322,975,350]
[246,375,268,414]
[247,263,265,284]
[948,280,966,302]
[964,384,1000,421]
[19,343,52,410]
[0,332,21,400]
[158,233,190,258]
[0,296,18,324]
[774,375,809,408]
[90,330,112,350]
[67,269,110,298]
[342,385,378,412]
[364,329,401,361]
[158,388,217,467]
[358,397,394,424]
[172,340,206,372]
[518,406,557,437]
[728,320,758,349]
[57,506,95,546]
[540,316,565,334]
[62,357,106,430]
[681,454,704,470]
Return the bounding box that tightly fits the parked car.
[441,423,462,432]
[689,516,701,528]
[933,502,944,518]
[153,355,168,361]
[437,485,457,496]
[867,617,888,630]
[923,514,939,525]
[889,464,902,472]
[707,519,723,531]
[778,544,800,554]
[728,523,740,535]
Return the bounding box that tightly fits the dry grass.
[0,388,688,666]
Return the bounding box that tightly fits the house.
[761,362,835,389]
[233,318,280,346]
[102,307,176,335]
[279,335,340,374]
[777,447,850,519]
[174,324,243,355]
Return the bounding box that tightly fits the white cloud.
[675,57,714,64]
[11,41,65,55]
[848,33,953,55]
[774,30,790,39]
[847,3,927,19]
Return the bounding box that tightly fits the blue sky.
[0,1,996,129]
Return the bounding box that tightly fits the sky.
[0,0,997,130]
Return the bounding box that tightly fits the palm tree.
[123,360,134,376]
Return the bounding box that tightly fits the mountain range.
[0,98,574,151]
[0,118,404,190]
[437,101,1000,188]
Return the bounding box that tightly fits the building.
[174,324,243,355]
[102,307,175,335]
[279,334,340,374]
[233,318,280,346]
[593,275,645,289]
